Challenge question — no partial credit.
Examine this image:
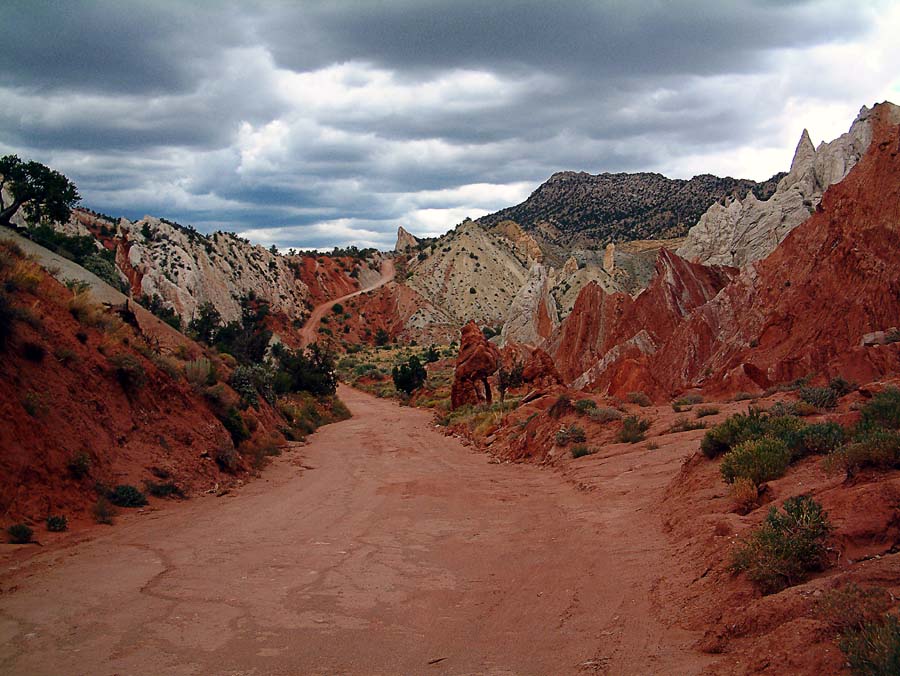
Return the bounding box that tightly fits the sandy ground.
[298,260,395,348]
[0,386,710,676]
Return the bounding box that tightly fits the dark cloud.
[0,0,894,249]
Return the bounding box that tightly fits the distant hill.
[477,170,784,246]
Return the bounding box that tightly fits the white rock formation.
[500,263,559,347]
[678,103,897,267]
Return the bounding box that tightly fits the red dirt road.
[0,387,708,675]
[298,259,395,348]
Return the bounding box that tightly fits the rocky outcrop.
[521,347,563,388]
[551,249,736,385]
[585,101,900,398]
[395,226,419,253]
[450,320,501,409]
[500,263,559,347]
[491,219,543,263]
[678,103,898,267]
[603,243,615,273]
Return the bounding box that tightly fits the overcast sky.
[1,1,898,250]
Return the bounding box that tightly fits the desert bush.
[570,444,594,459]
[700,408,769,458]
[589,407,622,423]
[799,386,839,410]
[107,484,148,507]
[826,429,900,477]
[67,451,92,479]
[627,391,652,407]
[107,353,147,392]
[818,584,894,634]
[21,391,47,417]
[144,480,184,499]
[46,515,68,532]
[548,394,572,418]
[839,616,900,676]
[720,437,791,486]
[92,496,117,524]
[392,355,427,394]
[858,387,900,431]
[673,393,704,408]
[574,398,597,413]
[184,357,217,386]
[730,477,759,513]
[555,424,587,446]
[732,391,756,401]
[667,417,706,434]
[829,376,856,397]
[618,416,651,443]
[3,259,42,293]
[21,340,45,362]
[215,445,240,473]
[730,495,832,594]
[219,406,250,446]
[769,400,817,417]
[229,363,275,408]
[696,406,720,418]
[790,421,845,458]
[7,523,33,544]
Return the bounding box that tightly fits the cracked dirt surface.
[0,386,709,675]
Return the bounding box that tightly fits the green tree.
[0,155,80,227]
[392,356,427,394]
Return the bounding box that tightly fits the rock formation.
[577,101,900,398]
[521,348,563,388]
[500,263,559,347]
[394,226,419,253]
[678,103,897,267]
[603,243,615,273]
[450,320,501,409]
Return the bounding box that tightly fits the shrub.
[548,395,572,418]
[589,407,622,423]
[730,477,759,514]
[21,391,47,417]
[21,340,45,362]
[829,376,855,396]
[799,386,838,410]
[769,400,817,417]
[555,425,587,445]
[229,363,275,409]
[93,496,117,524]
[618,416,651,443]
[858,387,900,431]
[667,417,706,434]
[790,421,844,458]
[46,515,68,532]
[818,584,893,634]
[839,616,900,676]
[570,444,594,459]
[7,523,33,544]
[107,484,148,507]
[215,445,240,473]
[732,391,756,401]
[107,353,147,393]
[695,406,719,418]
[730,495,832,594]
[184,357,216,386]
[392,355,427,394]
[700,408,769,458]
[219,407,250,446]
[720,437,791,485]
[574,398,597,413]
[67,451,92,479]
[826,429,900,477]
[627,391,652,407]
[673,393,704,408]
[144,481,184,499]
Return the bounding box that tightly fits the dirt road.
[298,259,395,348]
[0,387,708,675]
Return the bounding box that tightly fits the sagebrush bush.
[589,407,622,423]
[829,376,855,396]
[618,416,651,443]
[184,357,217,386]
[627,391,652,407]
[93,496,116,524]
[799,386,839,410]
[570,444,593,459]
[46,515,68,532]
[818,584,893,633]
[839,616,900,676]
[107,353,147,392]
[667,416,705,434]
[730,477,759,513]
[573,398,597,413]
[730,495,832,594]
[673,393,704,408]
[67,451,91,479]
[720,437,791,486]
[229,363,275,409]
[858,387,900,431]
[215,445,240,473]
[790,421,845,458]
[144,480,184,499]
[107,484,148,507]
[548,395,572,418]
[700,408,769,458]
[555,424,586,446]
[7,523,33,544]
[695,406,719,418]
[826,429,900,477]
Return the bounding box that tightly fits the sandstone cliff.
[678,102,899,266]
[394,226,419,253]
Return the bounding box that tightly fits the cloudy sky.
[1,1,898,250]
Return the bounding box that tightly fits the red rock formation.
[521,348,563,388]
[551,249,735,384]
[450,320,501,409]
[572,102,900,399]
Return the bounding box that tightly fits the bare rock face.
[521,347,563,388]
[491,219,543,262]
[450,320,501,409]
[678,103,899,267]
[585,101,900,398]
[500,263,559,347]
[603,243,615,273]
[395,226,419,253]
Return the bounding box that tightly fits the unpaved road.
[0,387,708,675]
[298,259,395,348]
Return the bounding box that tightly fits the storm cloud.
[1,0,897,249]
